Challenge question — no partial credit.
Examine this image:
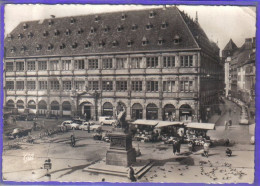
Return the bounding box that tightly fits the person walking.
[203,141,210,158]
[176,139,181,154]
[128,165,136,182]
[224,120,228,130]
[226,148,232,157]
[173,139,177,155]
[70,134,76,147]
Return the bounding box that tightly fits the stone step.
[136,161,155,179]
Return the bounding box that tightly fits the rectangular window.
[50,81,60,91]
[6,81,14,90]
[146,81,158,92]
[50,60,59,70]
[88,59,99,69]
[131,81,142,92]
[102,81,113,91]
[146,57,158,68]
[63,81,72,90]
[6,62,13,72]
[116,81,127,91]
[180,81,193,92]
[16,62,24,71]
[38,61,47,71]
[74,59,85,70]
[62,60,71,70]
[27,81,36,90]
[89,81,99,91]
[116,58,127,69]
[39,81,47,90]
[131,57,142,68]
[16,81,24,90]
[102,58,113,69]
[163,81,175,92]
[27,61,36,71]
[75,81,85,91]
[163,56,175,68]
[180,56,193,67]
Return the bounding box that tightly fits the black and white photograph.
[2,4,256,183]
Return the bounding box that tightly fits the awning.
[131,119,159,126]
[156,121,184,128]
[185,123,215,130]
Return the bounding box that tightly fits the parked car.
[79,122,102,132]
[99,116,117,126]
[239,117,249,125]
[11,128,32,138]
[68,119,85,130]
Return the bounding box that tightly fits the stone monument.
[106,129,136,167]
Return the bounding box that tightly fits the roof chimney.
[195,11,198,23]
[163,5,167,10]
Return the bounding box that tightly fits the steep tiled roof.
[223,39,237,51]
[5,6,209,58]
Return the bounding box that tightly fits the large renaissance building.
[4,6,223,122]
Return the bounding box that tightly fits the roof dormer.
[70,18,75,24]
[121,13,126,20]
[54,29,60,36]
[77,28,83,34]
[98,40,105,48]
[117,25,123,32]
[85,42,91,49]
[161,21,168,29]
[131,24,138,31]
[173,34,181,45]
[59,43,66,49]
[48,20,53,26]
[23,23,28,30]
[27,32,33,38]
[90,27,96,34]
[112,40,118,47]
[146,22,153,30]
[65,29,71,36]
[142,36,148,46]
[127,40,133,47]
[158,37,164,45]
[104,26,110,33]
[149,10,155,18]
[71,42,78,49]
[18,33,23,39]
[95,15,100,22]
[21,45,26,53]
[36,44,41,51]
[7,34,13,41]
[47,43,53,51]
[10,46,15,53]
[43,31,48,37]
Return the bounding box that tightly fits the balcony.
[178,92,198,99]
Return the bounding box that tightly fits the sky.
[4,4,256,53]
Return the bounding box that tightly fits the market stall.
[184,122,215,145]
[130,120,159,142]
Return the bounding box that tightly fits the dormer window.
[21,45,26,53]
[10,47,15,53]
[127,40,133,47]
[54,29,60,36]
[104,26,110,33]
[146,23,153,30]
[99,41,105,48]
[149,10,155,18]
[7,34,13,41]
[23,23,28,30]
[65,29,71,36]
[158,37,164,45]
[121,13,126,20]
[85,42,91,49]
[48,20,53,26]
[117,25,123,32]
[70,18,75,24]
[112,40,118,47]
[131,24,138,31]
[142,37,148,46]
[47,44,53,51]
[71,42,78,49]
[18,34,23,39]
[173,34,181,45]
[60,43,65,49]
[36,44,41,51]
[90,27,96,34]
[77,28,83,34]
[27,32,33,38]
[95,15,100,22]
[43,31,48,37]
[161,21,168,29]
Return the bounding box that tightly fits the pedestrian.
[203,141,210,158]
[172,139,177,155]
[128,165,136,182]
[176,139,181,154]
[87,123,90,133]
[188,141,193,153]
[229,108,231,116]
[229,120,232,126]
[226,148,232,157]
[224,120,228,130]
[71,134,76,147]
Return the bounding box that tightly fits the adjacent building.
[223,37,256,123]
[4,6,223,122]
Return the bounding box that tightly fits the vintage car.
[79,122,102,132]
[99,116,117,126]
[11,128,32,138]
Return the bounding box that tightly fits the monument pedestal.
[106,133,136,167]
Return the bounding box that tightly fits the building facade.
[223,37,256,123]
[4,7,223,122]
